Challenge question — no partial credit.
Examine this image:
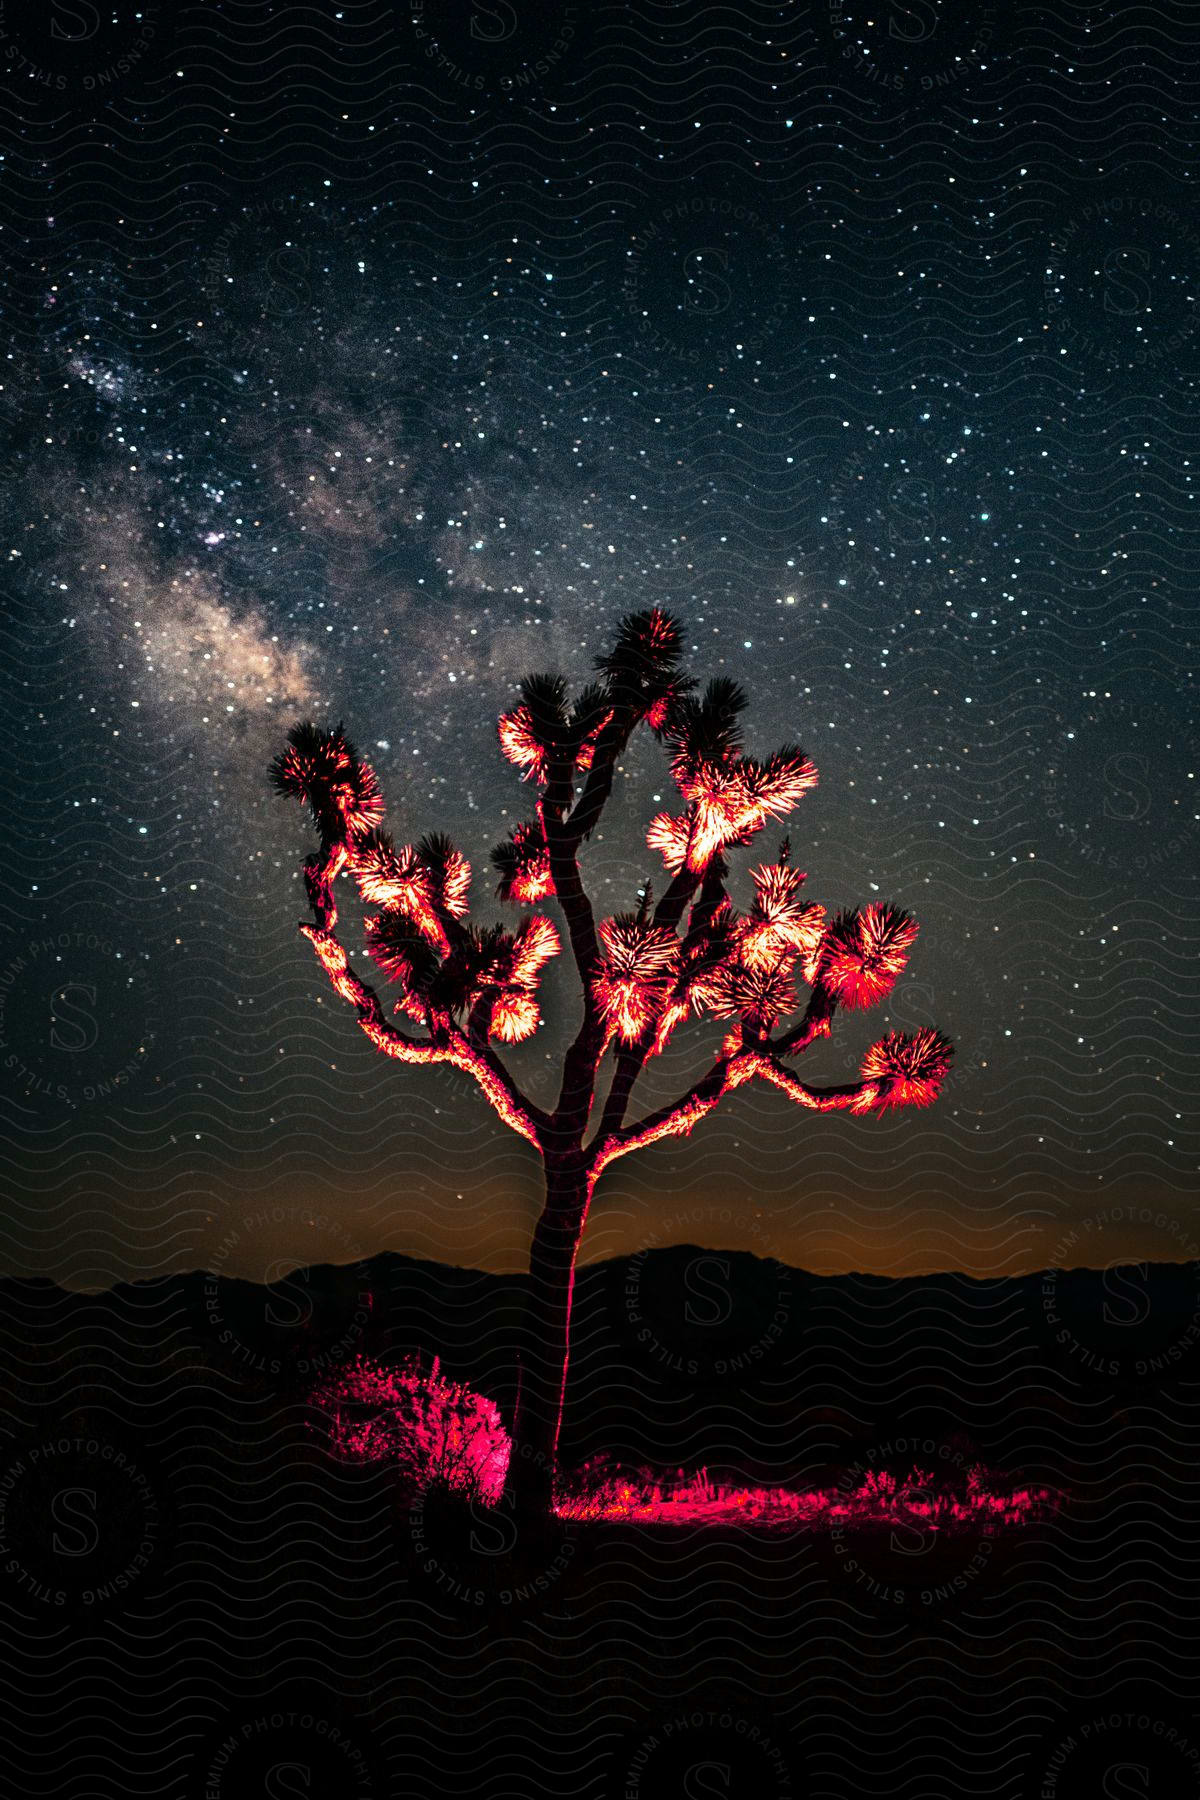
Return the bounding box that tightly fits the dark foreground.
[1,1250,1197,1797]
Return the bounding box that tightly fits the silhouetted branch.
[769,986,838,1056]
[563,706,634,845]
[591,1041,916,1174]
[589,1049,757,1176]
[298,845,550,1150]
[587,857,729,1148]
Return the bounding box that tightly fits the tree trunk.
[507,1160,592,1522]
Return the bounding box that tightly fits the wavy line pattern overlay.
[0,0,1197,1793]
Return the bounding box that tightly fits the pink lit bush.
[313,1354,510,1503]
[313,1358,1056,1530]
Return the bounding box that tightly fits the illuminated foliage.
[497,702,550,783]
[649,903,742,1051]
[739,862,827,972]
[644,809,695,874]
[556,1458,1052,1528]
[351,830,437,930]
[422,919,561,1041]
[594,606,691,719]
[417,831,472,920]
[484,916,561,1042]
[815,903,920,1010]
[739,747,820,825]
[594,913,680,1044]
[710,960,797,1031]
[511,914,561,983]
[646,682,819,873]
[498,672,623,789]
[351,831,470,954]
[269,720,384,843]
[314,1355,510,1504]
[491,819,555,904]
[861,1027,956,1108]
[359,894,558,1043]
[491,988,542,1043]
[312,1374,1055,1529]
[363,910,441,1008]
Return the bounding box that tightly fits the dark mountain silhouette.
[3,1247,1196,1478]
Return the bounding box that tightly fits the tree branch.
[653,860,705,935]
[587,857,728,1149]
[299,845,550,1151]
[541,807,599,982]
[443,1021,554,1148]
[750,1052,882,1114]
[589,1048,757,1177]
[769,986,837,1056]
[589,1045,889,1176]
[539,752,612,1144]
[589,1041,649,1149]
[299,925,549,1151]
[466,994,492,1049]
[563,707,634,845]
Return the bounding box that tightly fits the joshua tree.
[270,610,953,1520]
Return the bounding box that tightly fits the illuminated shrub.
[313,1354,510,1503]
[315,1383,1056,1530]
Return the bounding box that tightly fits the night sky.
[0,0,1196,1290]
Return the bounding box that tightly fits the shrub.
[312,1354,510,1502]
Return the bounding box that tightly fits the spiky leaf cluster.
[363,912,442,1019]
[491,819,554,904]
[447,916,560,1042]
[352,830,433,913]
[350,828,470,950]
[497,673,615,788]
[675,903,742,1014]
[861,1028,954,1108]
[497,702,551,784]
[710,961,797,1030]
[593,608,693,726]
[643,903,739,1051]
[494,610,692,807]
[367,911,560,1042]
[739,863,827,973]
[815,904,919,1010]
[647,681,818,874]
[416,832,472,920]
[269,722,384,843]
[659,676,748,767]
[593,913,681,1044]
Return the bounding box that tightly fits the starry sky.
[0,0,1196,1290]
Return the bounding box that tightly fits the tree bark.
[507,1159,592,1521]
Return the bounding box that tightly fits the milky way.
[1,10,1197,1285]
